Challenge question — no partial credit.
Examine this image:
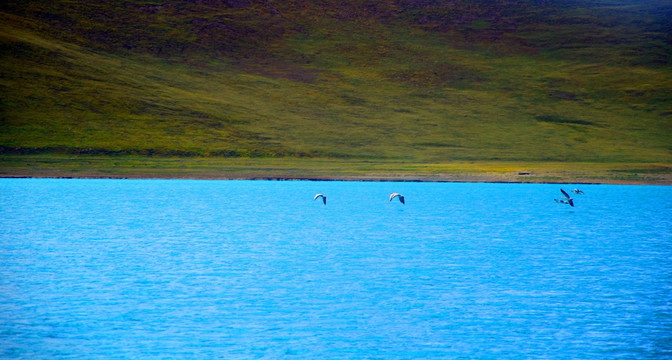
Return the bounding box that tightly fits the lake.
[1,179,671,359]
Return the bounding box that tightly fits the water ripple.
[1,180,670,359]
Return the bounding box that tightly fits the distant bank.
[1,155,670,185]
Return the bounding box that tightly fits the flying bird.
[572,188,584,195]
[314,193,326,205]
[389,192,405,204]
[555,189,574,207]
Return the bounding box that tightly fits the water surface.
[1,179,671,358]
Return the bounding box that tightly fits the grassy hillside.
[1,0,671,179]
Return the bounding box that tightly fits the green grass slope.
[1,0,671,178]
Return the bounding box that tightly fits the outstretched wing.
[314,194,326,204]
[560,189,570,199]
[389,193,405,204]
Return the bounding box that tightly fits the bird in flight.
[555,189,574,207]
[389,192,405,204]
[314,193,326,205]
[572,188,584,195]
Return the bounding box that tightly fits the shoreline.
[2,155,671,185]
[2,173,669,185]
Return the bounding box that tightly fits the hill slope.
[1,0,671,169]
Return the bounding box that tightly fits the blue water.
[1,179,671,359]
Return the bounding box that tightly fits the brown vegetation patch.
[387,63,484,88]
[239,59,322,83]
